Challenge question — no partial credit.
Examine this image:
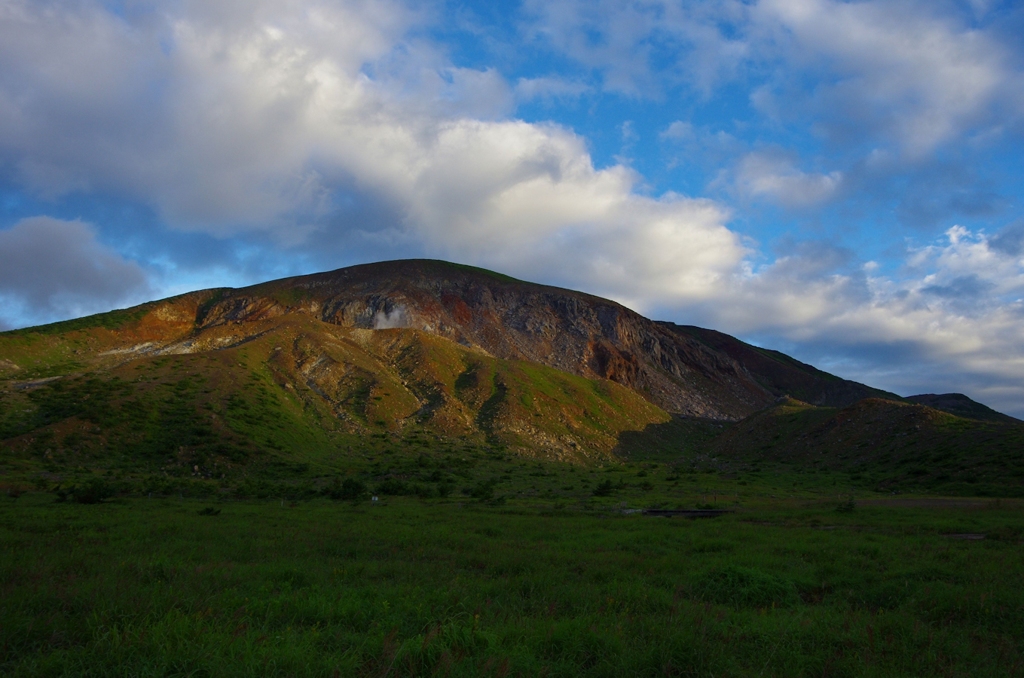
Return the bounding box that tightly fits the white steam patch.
[372,305,413,330]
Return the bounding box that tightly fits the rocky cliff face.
[190,260,775,420]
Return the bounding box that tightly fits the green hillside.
[0,314,680,500]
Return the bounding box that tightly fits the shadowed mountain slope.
[706,397,1024,495]
[906,393,1019,423]
[661,324,901,408]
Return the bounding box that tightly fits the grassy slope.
[710,398,1024,496]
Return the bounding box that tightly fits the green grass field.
[2,486,1022,677]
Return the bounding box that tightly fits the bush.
[325,477,368,501]
[375,478,412,496]
[55,478,114,504]
[468,480,496,500]
[592,479,615,497]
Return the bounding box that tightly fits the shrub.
[326,477,368,501]
[469,480,496,500]
[56,478,114,504]
[375,478,412,496]
[592,479,615,497]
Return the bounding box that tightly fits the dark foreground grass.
[2,493,1023,677]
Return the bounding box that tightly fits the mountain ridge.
[1,259,1013,422]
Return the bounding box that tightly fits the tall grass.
[2,493,1022,676]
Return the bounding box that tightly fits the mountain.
[188,259,780,420]
[1,259,1021,495]
[906,393,1019,423]
[4,259,909,416]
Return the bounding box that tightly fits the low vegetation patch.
[1,490,1022,676]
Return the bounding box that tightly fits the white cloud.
[660,120,693,141]
[0,0,747,317]
[0,0,419,230]
[752,0,1019,155]
[522,0,750,96]
[521,0,662,96]
[735,152,843,207]
[514,76,591,103]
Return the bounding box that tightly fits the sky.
[1,0,1024,416]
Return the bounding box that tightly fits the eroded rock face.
[194,260,775,419]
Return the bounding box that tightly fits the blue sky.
[1,0,1024,415]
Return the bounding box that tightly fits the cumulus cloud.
[0,0,746,312]
[0,0,419,230]
[522,0,751,96]
[0,217,151,327]
[752,0,1019,156]
[735,152,843,207]
[988,220,1024,257]
[660,120,693,141]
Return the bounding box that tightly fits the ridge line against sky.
[0,0,1023,416]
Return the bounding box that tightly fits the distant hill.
[906,393,1019,423]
